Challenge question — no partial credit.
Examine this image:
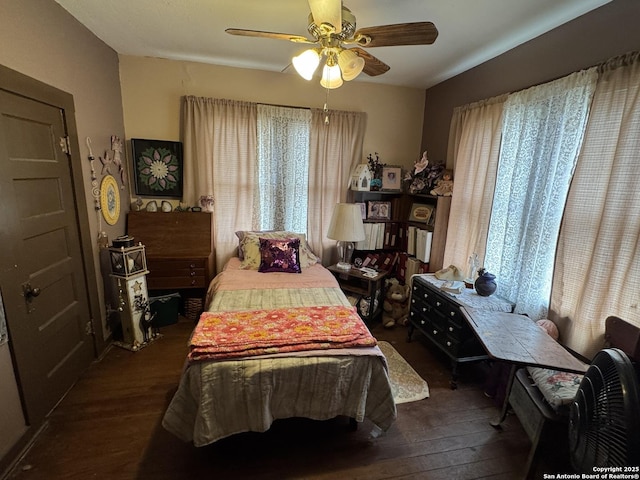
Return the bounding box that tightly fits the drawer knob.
[412,299,416,304]
[422,307,426,312]
[449,326,454,332]
[446,341,451,347]
[190,279,196,285]
[432,330,437,335]
[423,293,428,299]
[450,311,455,317]
[420,320,425,325]
[190,264,196,269]
[190,271,196,276]
[436,301,441,307]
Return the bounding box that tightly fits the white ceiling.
[54,0,610,89]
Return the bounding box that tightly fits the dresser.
[407,274,514,388]
[126,211,214,292]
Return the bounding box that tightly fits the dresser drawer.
[410,306,446,332]
[146,257,209,289]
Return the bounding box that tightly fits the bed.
[161,231,397,446]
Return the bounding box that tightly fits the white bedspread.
[162,351,396,446]
[162,259,397,446]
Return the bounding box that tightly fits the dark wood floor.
[5,317,548,480]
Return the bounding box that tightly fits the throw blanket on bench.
[189,305,376,362]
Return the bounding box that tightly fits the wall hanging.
[100,174,120,225]
[131,138,183,198]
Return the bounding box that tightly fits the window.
[253,104,311,233]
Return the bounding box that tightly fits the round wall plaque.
[100,174,121,225]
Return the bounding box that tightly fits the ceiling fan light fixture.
[337,49,365,81]
[292,48,321,80]
[320,63,343,89]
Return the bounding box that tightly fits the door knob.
[23,283,41,300]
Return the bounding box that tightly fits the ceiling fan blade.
[350,48,390,77]
[308,0,342,33]
[225,28,315,44]
[355,22,438,48]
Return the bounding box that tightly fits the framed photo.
[408,203,433,223]
[355,202,367,219]
[131,138,183,198]
[381,166,402,191]
[368,201,391,220]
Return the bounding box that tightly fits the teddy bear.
[382,278,411,328]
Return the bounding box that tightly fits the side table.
[327,265,388,324]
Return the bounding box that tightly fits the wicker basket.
[184,297,204,321]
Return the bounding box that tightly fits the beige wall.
[119,55,426,205]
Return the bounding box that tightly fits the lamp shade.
[293,49,320,80]
[320,63,343,89]
[327,203,365,242]
[338,49,365,81]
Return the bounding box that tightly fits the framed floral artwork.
[131,138,183,198]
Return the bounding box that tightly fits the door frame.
[0,64,104,351]
[0,64,104,471]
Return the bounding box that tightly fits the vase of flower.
[474,268,497,297]
[367,152,384,191]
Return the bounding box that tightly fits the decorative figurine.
[430,171,454,196]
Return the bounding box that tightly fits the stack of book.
[406,226,433,263]
[356,221,406,250]
[396,252,429,283]
[359,251,400,272]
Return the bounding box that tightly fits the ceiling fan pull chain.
[324,88,330,125]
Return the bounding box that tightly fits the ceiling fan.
[225,0,438,89]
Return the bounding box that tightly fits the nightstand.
[327,265,388,323]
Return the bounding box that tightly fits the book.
[407,225,417,256]
[415,229,433,263]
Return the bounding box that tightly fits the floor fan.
[568,348,640,471]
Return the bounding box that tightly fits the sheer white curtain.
[308,109,367,265]
[443,95,507,271]
[485,69,598,319]
[551,52,640,358]
[182,97,257,271]
[254,105,311,232]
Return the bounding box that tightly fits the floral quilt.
[188,305,376,362]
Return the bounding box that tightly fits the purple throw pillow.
[258,237,302,273]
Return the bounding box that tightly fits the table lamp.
[327,203,366,270]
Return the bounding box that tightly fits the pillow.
[235,230,275,260]
[258,237,301,273]
[526,366,583,410]
[237,230,319,269]
[536,319,560,341]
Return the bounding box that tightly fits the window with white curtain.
[253,104,311,233]
[484,69,597,320]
